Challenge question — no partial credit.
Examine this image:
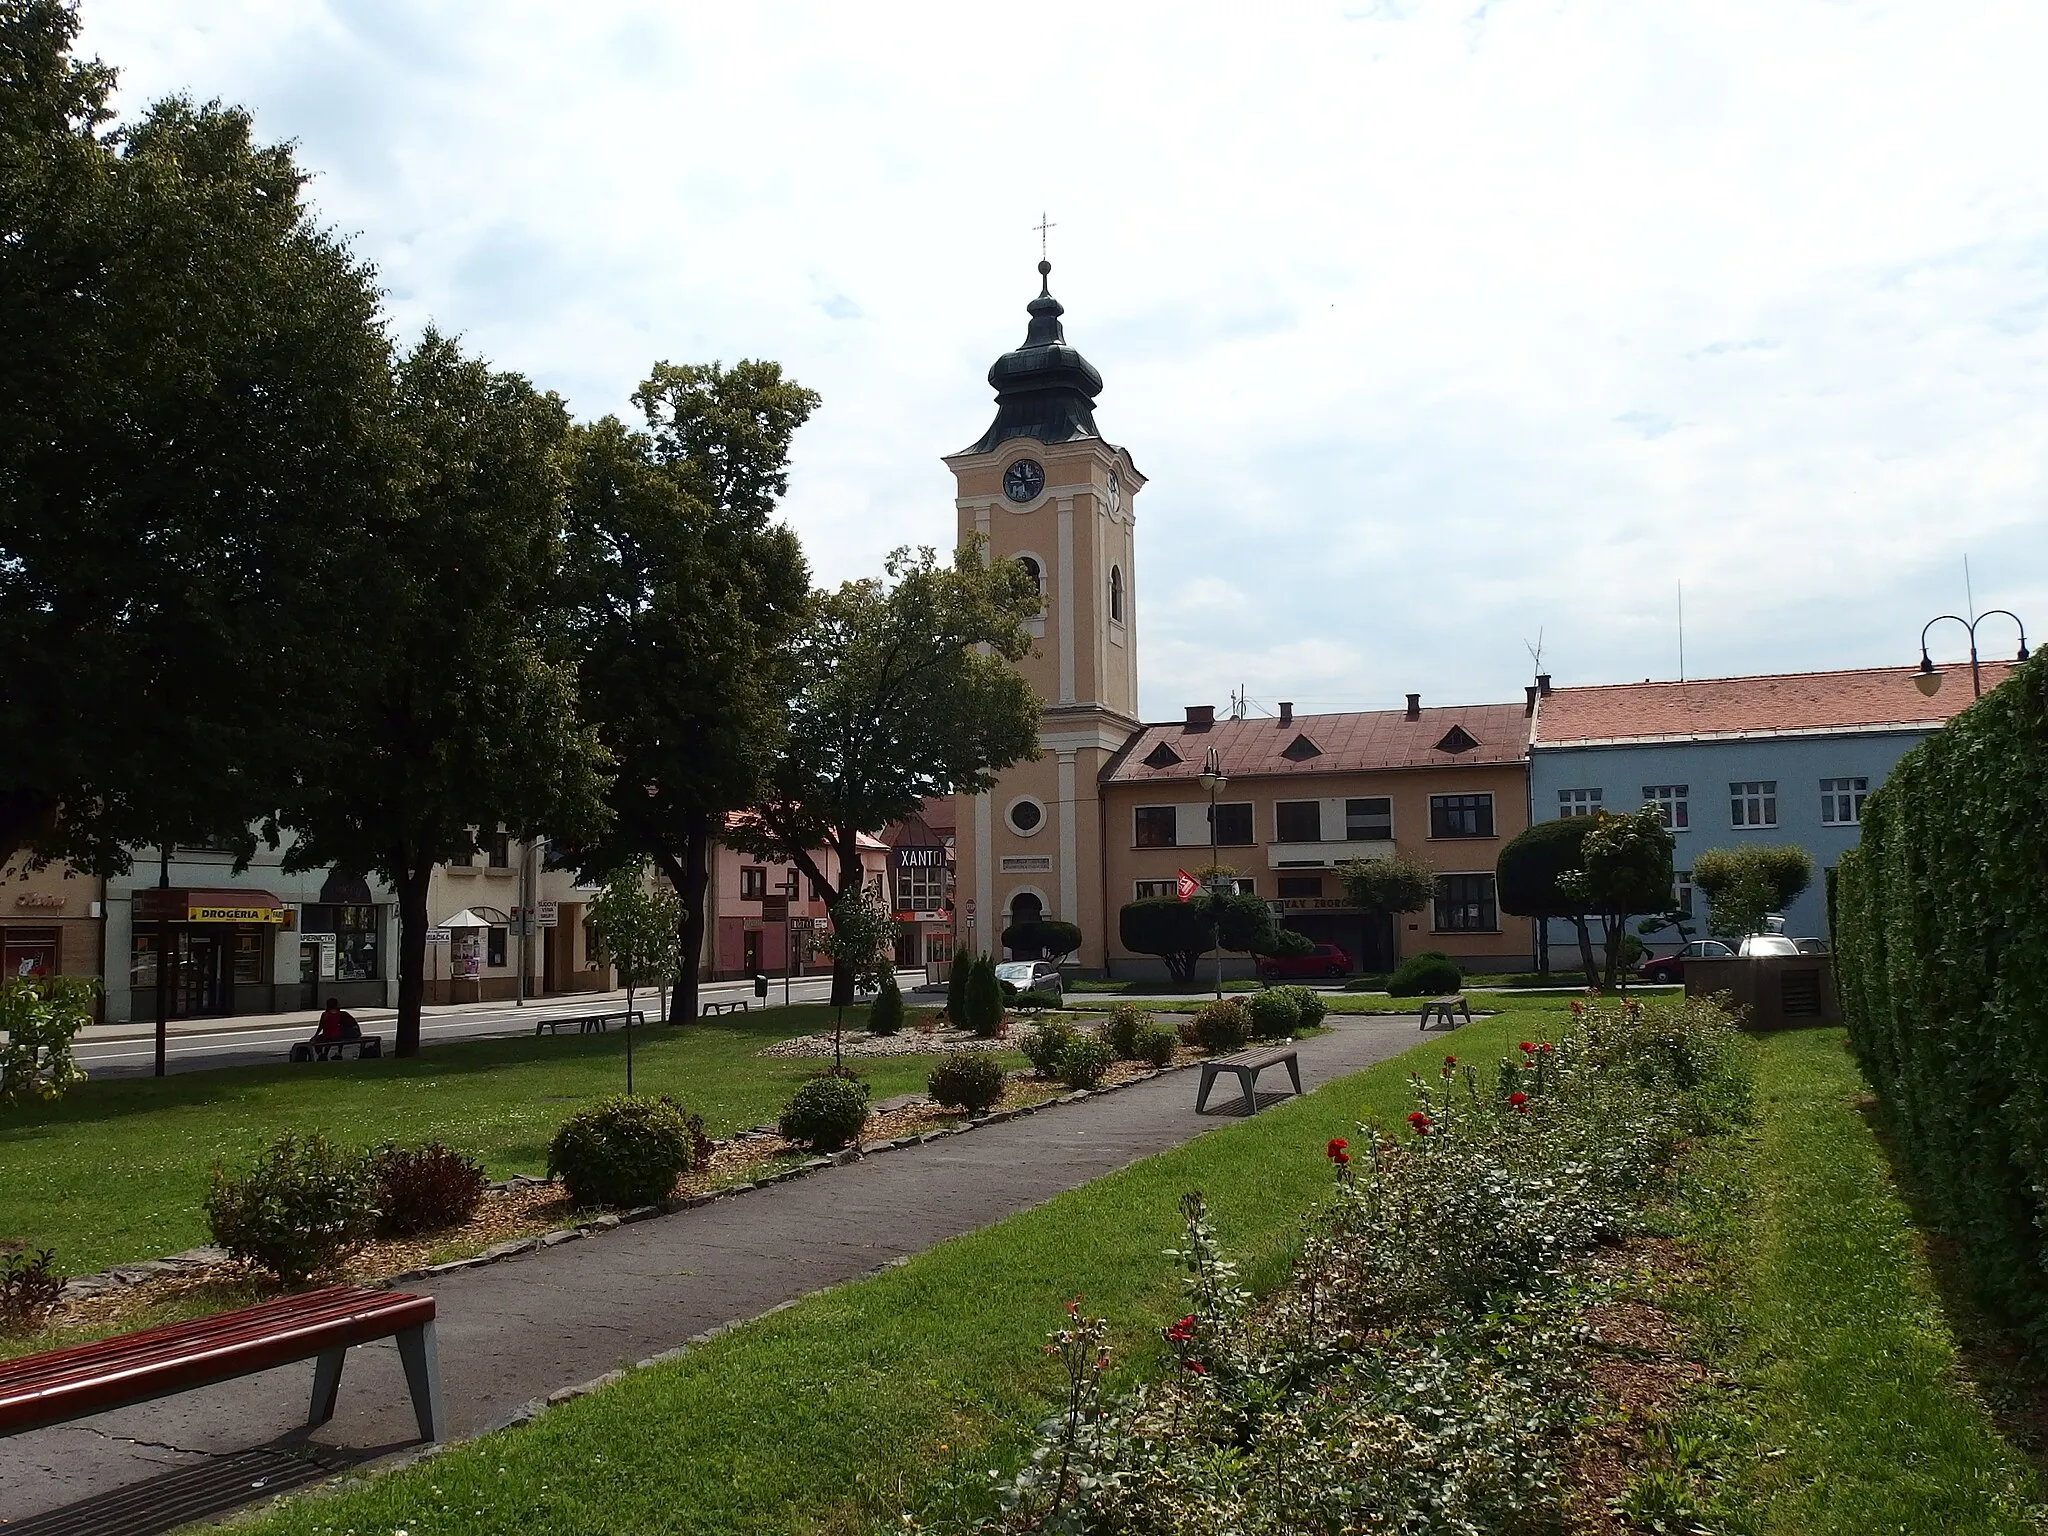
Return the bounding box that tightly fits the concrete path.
[0,1014,1428,1533]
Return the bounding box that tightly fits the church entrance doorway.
[1004,892,1044,958]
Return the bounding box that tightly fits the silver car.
[995,960,1065,1000]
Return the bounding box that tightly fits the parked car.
[1257,942,1352,981]
[995,960,1065,1001]
[1795,937,1831,955]
[1638,939,1734,984]
[1737,934,1802,957]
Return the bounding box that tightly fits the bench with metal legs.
[1196,1046,1303,1114]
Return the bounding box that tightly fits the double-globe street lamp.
[1198,745,1228,1001]
[1914,611,2030,700]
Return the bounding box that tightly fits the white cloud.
[76,0,2048,717]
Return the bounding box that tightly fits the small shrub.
[1014,988,1061,1012]
[1248,989,1302,1039]
[1023,1019,1080,1076]
[548,1095,694,1208]
[945,945,971,1026]
[1105,1004,1151,1059]
[1388,950,1463,998]
[206,1132,377,1284]
[1279,984,1327,1028]
[1059,1033,1116,1089]
[1193,998,1253,1054]
[928,1051,1007,1115]
[779,1074,872,1151]
[370,1142,486,1237]
[0,1248,63,1334]
[1175,1016,1201,1047]
[1132,1020,1179,1067]
[867,973,906,1036]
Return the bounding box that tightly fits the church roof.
[963,260,1105,455]
[1105,703,1532,784]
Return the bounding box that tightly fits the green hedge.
[1835,654,2048,1337]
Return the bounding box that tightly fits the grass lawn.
[1,1004,1020,1275]
[1667,1027,2045,1533]
[239,1007,1551,1536]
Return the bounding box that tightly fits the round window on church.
[1006,797,1045,836]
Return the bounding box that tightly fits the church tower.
[947,260,1144,970]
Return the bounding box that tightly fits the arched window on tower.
[1016,555,1044,612]
[1109,565,1125,624]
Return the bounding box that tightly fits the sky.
[75,0,2048,721]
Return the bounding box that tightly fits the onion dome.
[964,260,1104,454]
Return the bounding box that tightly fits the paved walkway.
[0,1015,1428,1532]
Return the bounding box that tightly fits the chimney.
[1536,673,1552,697]
[1278,701,1293,726]
[1524,685,1539,716]
[1404,692,1420,720]
[1185,704,1216,730]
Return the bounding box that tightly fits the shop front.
[127,887,289,1021]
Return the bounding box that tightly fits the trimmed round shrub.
[1278,984,1327,1029]
[1058,1033,1116,1089]
[1104,1003,1151,1059]
[1013,988,1061,1012]
[549,1095,695,1208]
[1192,998,1253,1054]
[370,1142,487,1237]
[1132,1020,1179,1067]
[928,1051,1007,1115]
[867,973,905,1036]
[1248,989,1303,1039]
[1023,1019,1080,1076]
[1388,951,1463,998]
[206,1131,377,1283]
[778,1074,872,1151]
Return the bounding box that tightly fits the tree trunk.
[1572,916,1600,988]
[828,833,865,1008]
[652,818,710,1026]
[394,857,431,1058]
[1603,912,1629,993]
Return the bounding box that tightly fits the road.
[72,972,903,1079]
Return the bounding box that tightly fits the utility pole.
[153,843,171,1077]
[516,837,536,1005]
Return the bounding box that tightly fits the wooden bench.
[288,1036,383,1062]
[0,1285,444,1444]
[534,1009,646,1035]
[1196,1046,1303,1114]
[701,1000,748,1016]
[1417,995,1473,1031]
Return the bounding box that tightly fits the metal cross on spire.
[1034,212,1056,261]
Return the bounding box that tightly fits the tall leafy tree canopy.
[732,542,1041,1003]
[272,332,611,1056]
[559,361,815,1022]
[0,0,393,868]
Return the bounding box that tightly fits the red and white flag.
[1175,869,1200,902]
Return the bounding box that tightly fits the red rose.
[1538,1041,1554,1053]
[1332,1149,1350,1165]
[1185,1359,1206,1375]
[1165,1314,1197,1344]
[1518,1041,1535,1053]
[1406,1111,1433,1136]
[1443,1054,1458,1068]
[1508,1091,1529,1112]
[1326,1137,1349,1159]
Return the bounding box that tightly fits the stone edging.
[57,1056,1208,1304]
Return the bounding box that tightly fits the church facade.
[949,263,1535,977]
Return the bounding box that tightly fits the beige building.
[948,260,1143,969]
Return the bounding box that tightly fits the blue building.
[1526,664,2003,958]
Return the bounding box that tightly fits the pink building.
[700,829,891,980]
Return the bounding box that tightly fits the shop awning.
[133,887,288,924]
[439,907,503,929]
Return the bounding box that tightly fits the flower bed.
[939,993,1751,1535]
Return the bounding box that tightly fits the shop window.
[129,932,160,988]
[1275,800,1322,842]
[1209,802,1254,845]
[487,926,508,968]
[231,931,266,985]
[4,931,59,981]
[301,903,382,982]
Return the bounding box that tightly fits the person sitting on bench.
[311,998,362,1046]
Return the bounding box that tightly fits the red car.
[1258,942,1352,980]
[1638,939,1734,984]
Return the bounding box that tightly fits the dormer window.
[1142,740,1182,769]
[1434,724,1479,755]
[1280,733,1322,762]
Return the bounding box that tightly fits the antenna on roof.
[1677,580,1685,683]
[1965,554,1977,623]
[1523,629,1545,680]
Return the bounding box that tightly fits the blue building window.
[1730,781,1778,828]
[1558,788,1602,817]
[1820,778,1868,826]
[1644,784,1689,831]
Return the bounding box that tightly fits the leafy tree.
[1496,817,1597,980]
[731,543,1041,1005]
[272,333,611,1057]
[0,974,94,1107]
[1560,806,1676,989]
[1692,844,1814,940]
[811,887,899,1071]
[1336,853,1436,919]
[558,362,815,1024]
[585,864,683,1093]
[1,3,394,869]
[1119,897,1214,984]
[1002,918,1082,963]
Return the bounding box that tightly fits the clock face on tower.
[1003,458,1045,503]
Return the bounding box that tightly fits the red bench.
[0,1285,444,1444]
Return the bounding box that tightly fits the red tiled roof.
[1532,663,2013,746]
[1105,703,1531,784]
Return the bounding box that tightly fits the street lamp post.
[1914,611,2030,700]
[1197,746,1228,1001]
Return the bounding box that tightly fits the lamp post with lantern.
[1913,611,2030,700]
[1197,746,1228,1000]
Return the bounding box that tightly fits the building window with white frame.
[1558,788,1602,818]
[1433,873,1498,932]
[1429,793,1495,838]
[896,861,946,914]
[1644,784,1689,831]
[1730,781,1778,828]
[1672,871,1694,919]
[1819,777,1869,826]
[1134,879,1176,899]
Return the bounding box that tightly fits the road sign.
[536,900,559,927]
[1176,869,1199,901]
[964,896,977,920]
[426,927,451,946]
